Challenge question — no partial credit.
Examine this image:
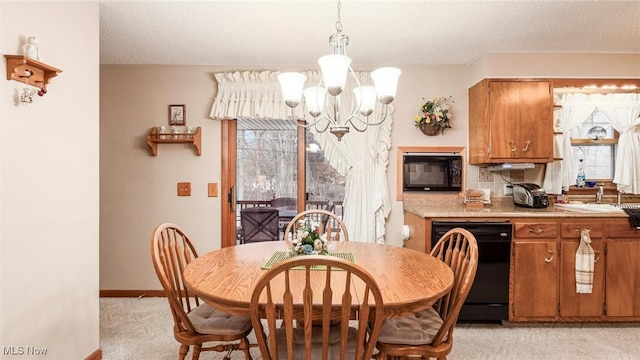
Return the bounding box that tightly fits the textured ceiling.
[99,0,640,66]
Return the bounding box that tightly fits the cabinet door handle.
[544,249,554,263]
[594,250,601,262]
[509,140,517,152]
[522,140,532,152]
[529,227,544,234]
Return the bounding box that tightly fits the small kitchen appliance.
[512,183,549,208]
[402,153,463,192]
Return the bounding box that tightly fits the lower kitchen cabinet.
[559,239,605,318]
[512,241,558,318]
[604,221,640,317]
[511,218,640,321]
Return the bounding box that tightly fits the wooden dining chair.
[240,207,280,244]
[250,255,384,360]
[374,228,478,360]
[283,209,349,242]
[150,223,253,360]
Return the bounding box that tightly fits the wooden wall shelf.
[146,127,201,156]
[4,55,62,90]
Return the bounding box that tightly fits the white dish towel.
[575,229,595,294]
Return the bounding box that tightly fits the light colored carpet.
[100,297,640,359]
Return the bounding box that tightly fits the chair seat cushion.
[273,325,358,359]
[187,303,252,335]
[377,307,443,345]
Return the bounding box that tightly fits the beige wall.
[100,55,640,291]
[467,53,640,86]
[0,2,100,359]
[100,65,226,290]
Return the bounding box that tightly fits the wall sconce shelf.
[4,55,62,90]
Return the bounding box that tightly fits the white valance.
[210,71,303,121]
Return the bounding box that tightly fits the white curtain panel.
[596,93,640,194]
[210,70,393,243]
[302,70,393,244]
[543,93,596,194]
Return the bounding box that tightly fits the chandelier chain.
[335,0,343,32]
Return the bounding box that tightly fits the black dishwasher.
[431,221,512,322]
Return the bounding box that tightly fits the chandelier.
[277,0,401,141]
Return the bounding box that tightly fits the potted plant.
[414,96,453,135]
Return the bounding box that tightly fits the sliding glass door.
[221,119,344,247]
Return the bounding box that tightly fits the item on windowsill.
[414,96,453,136]
[576,159,586,188]
[587,125,606,140]
[289,219,328,257]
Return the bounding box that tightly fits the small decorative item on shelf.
[587,125,606,140]
[289,219,328,257]
[414,96,453,136]
[25,36,41,61]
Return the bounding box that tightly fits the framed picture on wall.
[169,104,186,126]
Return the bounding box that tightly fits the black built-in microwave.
[403,153,463,192]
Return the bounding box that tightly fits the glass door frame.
[220,119,307,248]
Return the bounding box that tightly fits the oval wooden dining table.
[183,241,454,319]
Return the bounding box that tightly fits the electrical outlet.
[503,184,513,196]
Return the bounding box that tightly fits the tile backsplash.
[466,164,544,198]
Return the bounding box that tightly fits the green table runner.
[262,251,355,270]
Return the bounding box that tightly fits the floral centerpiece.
[289,219,328,256]
[414,96,453,135]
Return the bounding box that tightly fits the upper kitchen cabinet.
[469,79,554,164]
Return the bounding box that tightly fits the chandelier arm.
[344,117,368,133]
[314,118,333,133]
[288,107,335,129]
[351,103,391,126]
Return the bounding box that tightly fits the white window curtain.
[210,70,393,243]
[543,93,640,195]
[596,93,640,194]
[542,93,596,194]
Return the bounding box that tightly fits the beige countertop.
[403,197,631,218]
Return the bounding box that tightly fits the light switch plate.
[208,183,218,197]
[177,182,191,196]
